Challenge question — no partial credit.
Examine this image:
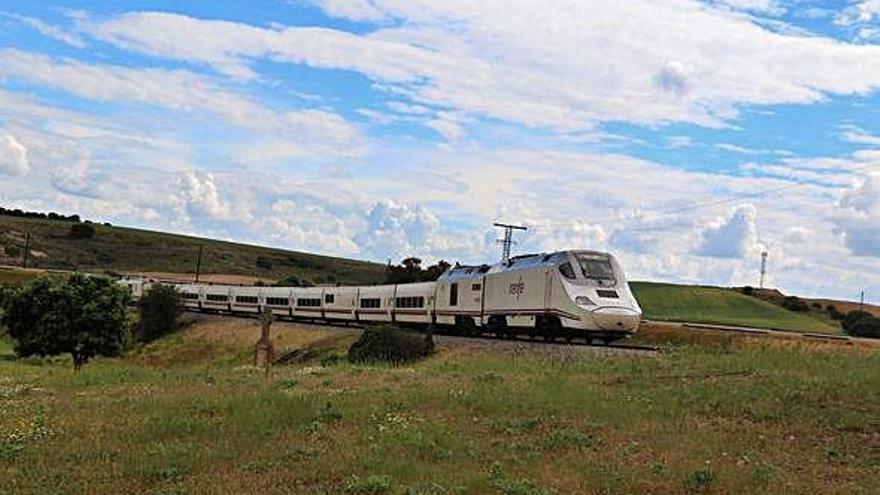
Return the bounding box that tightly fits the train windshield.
[575,254,615,282]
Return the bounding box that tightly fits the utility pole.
[759,251,768,289]
[860,290,866,325]
[22,232,30,269]
[194,245,203,283]
[494,223,527,263]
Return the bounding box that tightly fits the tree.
[847,317,880,338]
[0,274,130,370]
[842,310,874,333]
[386,258,451,284]
[424,260,451,281]
[136,284,182,343]
[69,223,96,239]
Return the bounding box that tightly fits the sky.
[0,0,878,303]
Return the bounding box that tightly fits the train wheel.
[488,316,507,338]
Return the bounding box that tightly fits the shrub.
[274,275,313,287]
[825,305,843,321]
[348,325,434,364]
[69,223,96,239]
[846,317,880,338]
[4,245,20,258]
[741,286,754,296]
[136,284,182,343]
[842,310,873,332]
[781,296,808,312]
[0,274,129,370]
[255,256,274,270]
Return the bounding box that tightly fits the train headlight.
[575,296,595,306]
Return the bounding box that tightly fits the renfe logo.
[509,277,525,297]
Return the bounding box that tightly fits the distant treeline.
[0,206,82,223]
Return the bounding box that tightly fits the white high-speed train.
[161,250,642,342]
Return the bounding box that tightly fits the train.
[123,249,642,342]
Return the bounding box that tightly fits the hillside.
[0,216,386,286]
[630,281,840,333]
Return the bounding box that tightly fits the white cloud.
[50,153,97,197]
[835,172,880,256]
[0,133,30,176]
[840,125,880,147]
[180,172,232,220]
[694,205,762,258]
[0,49,363,159]
[261,199,361,255]
[356,200,442,260]
[310,0,387,22]
[1,11,86,48]
[835,0,880,25]
[84,6,880,131]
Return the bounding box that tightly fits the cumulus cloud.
[180,172,231,220]
[261,199,360,255]
[835,172,880,256]
[694,205,762,258]
[356,200,442,260]
[83,5,880,130]
[0,133,29,176]
[50,154,97,197]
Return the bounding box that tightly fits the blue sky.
[0,0,878,303]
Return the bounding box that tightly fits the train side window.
[325,294,335,304]
[471,283,481,291]
[559,262,576,280]
[450,283,458,306]
[360,298,381,309]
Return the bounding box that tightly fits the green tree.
[0,274,130,370]
[136,284,182,343]
[842,310,873,332]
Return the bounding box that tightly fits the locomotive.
[142,250,641,342]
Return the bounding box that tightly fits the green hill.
[631,281,840,334]
[0,215,386,286]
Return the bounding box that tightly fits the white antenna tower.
[494,223,527,263]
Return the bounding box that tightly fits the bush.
[842,310,873,332]
[741,286,754,296]
[136,284,182,343]
[847,318,880,338]
[825,305,843,321]
[69,223,96,239]
[0,274,130,370]
[781,296,808,312]
[4,245,20,258]
[275,275,313,287]
[348,325,434,364]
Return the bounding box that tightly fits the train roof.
[436,250,611,282]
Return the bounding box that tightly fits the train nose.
[588,307,641,332]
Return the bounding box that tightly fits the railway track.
[184,309,659,355]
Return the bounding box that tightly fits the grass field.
[0,216,386,285]
[1,319,877,495]
[631,282,840,334]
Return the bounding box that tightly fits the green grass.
[0,216,386,285]
[1,329,877,494]
[631,282,840,333]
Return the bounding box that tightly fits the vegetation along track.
[183,309,660,356]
